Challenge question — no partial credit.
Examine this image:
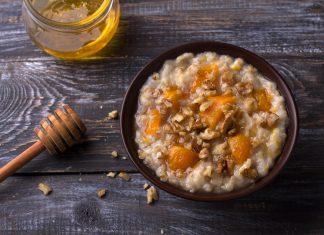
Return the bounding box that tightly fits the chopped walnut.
[107,110,118,120]
[199,101,213,112]
[203,90,218,97]
[199,148,209,159]
[220,111,235,134]
[241,168,258,179]
[147,186,159,204]
[173,113,184,122]
[216,159,227,175]
[38,183,52,196]
[202,142,210,148]
[203,165,213,177]
[212,141,229,156]
[97,189,106,198]
[162,124,173,133]
[220,69,234,85]
[143,183,150,190]
[235,82,253,96]
[267,113,279,127]
[111,151,118,158]
[244,97,257,114]
[203,78,218,90]
[182,107,193,116]
[152,72,160,80]
[200,128,220,140]
[193,96,205,104]
[118,172,131,181]
[107,172,117,178]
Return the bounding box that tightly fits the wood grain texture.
[0,172,323,234]
[0,0,323,233]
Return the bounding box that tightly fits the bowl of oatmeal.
[121,41,298,201]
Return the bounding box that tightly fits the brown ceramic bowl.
[121,41,298,201]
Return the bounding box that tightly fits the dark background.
[0,0,323,234]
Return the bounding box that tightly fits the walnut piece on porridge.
[203,165,213,177]
[38,182,52,196]
[235,82,253,96]
[199,128,220,140]
[147,186,159,204]
[199,148,209,159]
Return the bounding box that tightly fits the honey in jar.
[22,0,120,59]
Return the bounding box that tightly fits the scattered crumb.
[122,156,127,160]
[107,172,117,178]
[161,229,164,234]
[118,172,131,181]
[38,183,52,196]
[107,110,118,120]
[78,178,82,182]
[97,189,106,198]
[100,105,103,109]
[111,151,118,158]
[143,183,150,190]
[147,186,158,204]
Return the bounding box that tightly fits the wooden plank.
[0,57,323,173]
[0,172,323,234]
[0,0,323,61]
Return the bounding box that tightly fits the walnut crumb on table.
[38,183,52,196]
[146,186,159,204]
[97,189,106,198]
[143,183,150,190]
[111,151,118,158]
[118,172,131,181]
[107,110,118,120]
[107,172,117,178]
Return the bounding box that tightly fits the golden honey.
[22,0,120,59]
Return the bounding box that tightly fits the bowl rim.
[121,41,299,201]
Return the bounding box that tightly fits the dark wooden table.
[0,0,323,234]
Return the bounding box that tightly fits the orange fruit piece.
[145,109,161,136]
[254,89,272,112]
[168,146,199,171]
[190,63,219,93]
[164,87,184,108]
[228,134,252,164]
[200,95,236,128]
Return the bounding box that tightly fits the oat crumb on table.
[107,110,118,120]
[38,183,52,196]
[147,186,158,204]
[111,150,118,158]
[118,172,131,181]
[107,172,117,178]
[97,189,106,198]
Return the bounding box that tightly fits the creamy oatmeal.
[135,52,288,193]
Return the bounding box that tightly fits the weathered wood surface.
[0,0,323,234]
[1,172,324,234]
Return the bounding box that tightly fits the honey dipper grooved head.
[34,105,87,155]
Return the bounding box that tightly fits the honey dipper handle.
[0,141,45,183]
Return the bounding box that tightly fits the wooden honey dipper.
[0,105,86,183]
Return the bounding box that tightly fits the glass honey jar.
[22,0,120,59]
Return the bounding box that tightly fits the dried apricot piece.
[164,87,184,108]
[200,96,236,128]
[145,109,161,136]
[168,146,199,171]
[254,89,272,112]
[228,134,252,164]
[190,63,219,92]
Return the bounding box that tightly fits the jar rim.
[23,0,114,31]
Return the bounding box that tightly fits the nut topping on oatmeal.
[135,52,287,193]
